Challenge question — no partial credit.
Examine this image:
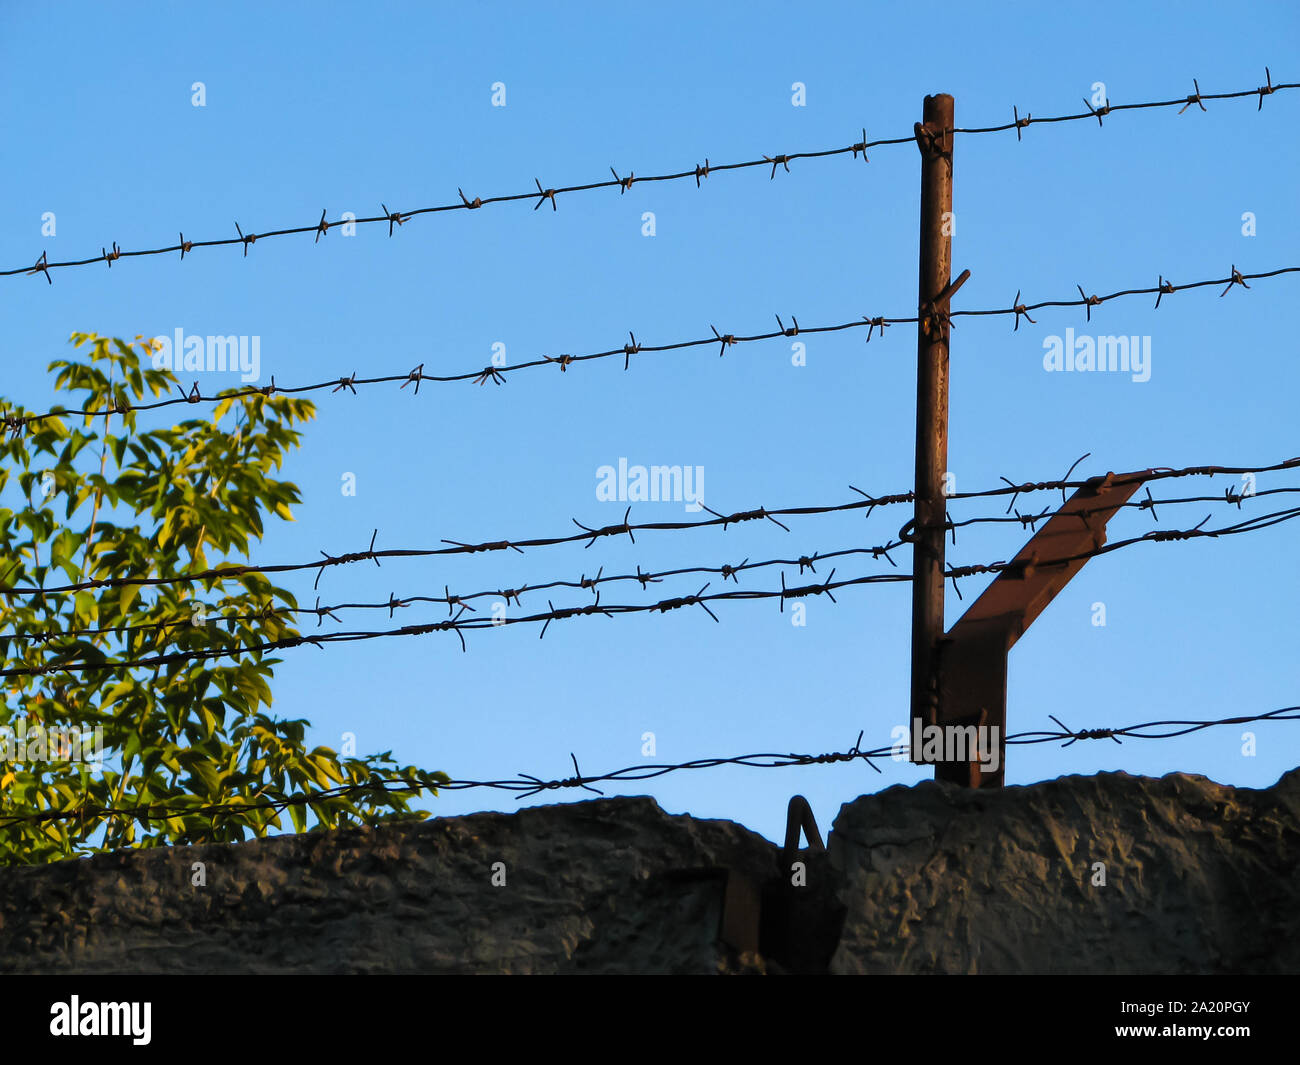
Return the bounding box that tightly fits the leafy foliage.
[0,334,446,864]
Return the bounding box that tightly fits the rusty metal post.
[910,94,955,764]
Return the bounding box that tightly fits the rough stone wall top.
[828,769,1300,974]
[2,770,1296,973]
[0,797,777,974]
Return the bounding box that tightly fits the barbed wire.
[5,74,1294,850]
[2,457,1295,603]
[940,503,1300,595]
[3,72,1291,283]
[0,567,947,676]
[2,705,1294,831]
[6,479,1298,648]
[1,541,911,646]
[5,502,1298,678]
[4,264,1296,434]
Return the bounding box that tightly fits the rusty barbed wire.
[0,499,917,601]
[5,501,1299,678]
[3,264,1296,434]
[7,478,1298,648]
[1,458,1295,603]
[948,483,1300,537]
[956,71,1289,135]
[937,503,1300,600]
[0,567,924,675]
[4,73,1292,283]
[0,541,912,646]
[1,705,1294,831]
[4,74,1294,847]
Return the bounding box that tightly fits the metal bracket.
[781,794,825,869]
[928,471,1150,786]
[757,795,845,972]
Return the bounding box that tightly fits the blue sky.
[2,1,1297,845]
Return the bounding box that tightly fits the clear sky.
[2,1,1297,845]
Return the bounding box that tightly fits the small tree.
[0,334,446,865]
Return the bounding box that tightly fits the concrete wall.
[1,769,1296,974]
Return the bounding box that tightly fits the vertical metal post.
[909,94,954,766]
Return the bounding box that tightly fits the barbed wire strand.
[5,502,1298,679]
[3,73,1292,282]
[4,264,1297,434]
[1,541,910,646]
[1,706,1294,831]
[6,480,1299,647]
[2,457,1295,603]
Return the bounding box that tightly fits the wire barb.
[1258,67,1275,110]
[1219,265,1250,297]
[1179,77,1208,114]
[710,324,737,357]
[764,153,791,179]
[382,203,407,236]
[1012,104,1031,140]
[1012,289,1036,330]
[533,178,557,212]
[852,128,869,163]
[610,166,635,194]
[1082,96,1110,126]
[30,250,51,285]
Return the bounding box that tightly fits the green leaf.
[0,332,442,865]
